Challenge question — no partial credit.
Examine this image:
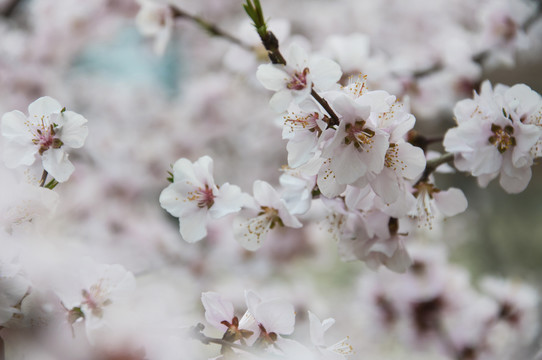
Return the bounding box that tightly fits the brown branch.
[417,152,454,184]
[169,6,253,52]
[0,0,21,18]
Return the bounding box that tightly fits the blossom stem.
[39,170,48,187]
[169,6,253,52]
[417,152,454,184]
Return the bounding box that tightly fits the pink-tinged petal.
[500,163,531,194]
[210,183,250,218]
[254,298,295,335]
[332,145,367,184]
[355,90,392,113]
[3,141,37,168]
[309,57,342,91]
[286,132,318,168]
[28,96,62,118]
[512,123,540,167]
[395,142,426,179]
[193,156,216,188]
[382,238,412,273]
[179,209,208,243]
[433,187,468,217]
[1,110,29,140]
[331,95,358,121]
[269,90,294,113]
[41,149,74,182]
[362,133,389,174]
[58,111,88,148]
[201,292,235,332]
[453,98,478,124]
[256,64,289,91]
[470,146,502,176]
[317,160,346,198]
[371,168,400,204]
[276,204,302,228]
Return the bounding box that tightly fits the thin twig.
[169,6,253,52]
[256,29,341,126]
[417,152,454,184]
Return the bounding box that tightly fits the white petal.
[28,96,62,118]
[310,57,342,91]
[233,211,272,251]
[499,163,531,194]
[3,141,37,168]
[179,209,208,243]
[41,149,74,182]
[1,111,30,140]
[433,187,468,217]
[210,183,248,218]
[254,299,295,335]
[201,292,235,332]
[256,64,289,91]
[395,142,426,179]
[58,111,88,148]
[269,90,294,113]
[332,145,367,184]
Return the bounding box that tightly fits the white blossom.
[1,96,88,183]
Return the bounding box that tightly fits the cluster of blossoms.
[1,0,542,359]
[199,290,352,359]
[444,80,542,193]
[160,43,469,274]
[359,245,539,360]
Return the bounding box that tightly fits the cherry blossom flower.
[54,260,136,339]
[444,80,542,193]
[160,156,248,243]
[244,290,295,348]
[234,180,302,251]
[256,43,341,112]
[1,96,88,183]
[201,291,255,344]
[317,93,390,195]
[412,181,468,230]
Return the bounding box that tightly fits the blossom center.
[189,184,215,209]
[344,120,375,150]
[284,112,320,133]
[81,281,112,318]
[31,124,63,155]
[488,123,516,153]
[286,68,309,91]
